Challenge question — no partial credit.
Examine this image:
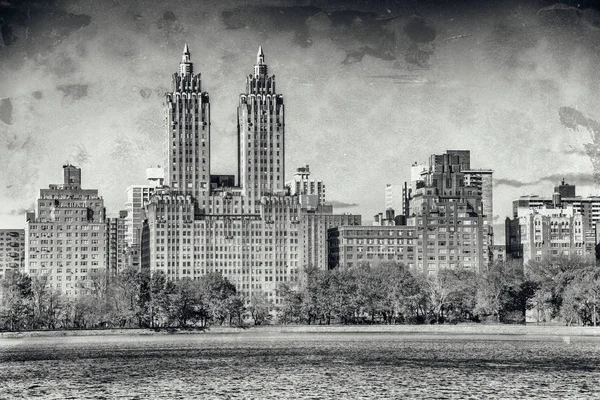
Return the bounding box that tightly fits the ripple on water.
[0,333,599,399]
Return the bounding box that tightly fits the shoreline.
[2,324,600,339]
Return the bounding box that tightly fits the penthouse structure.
[463,169,493,227]
[25,165,107,296]
[142,46,358,306]
[286,165,326,208]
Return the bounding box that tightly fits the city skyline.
[2,0,600,240]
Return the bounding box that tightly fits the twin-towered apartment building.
[4,45,596,301]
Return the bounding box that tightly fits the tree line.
[278,257,600,326]
[1,256,599,331]
[0,269,244,331]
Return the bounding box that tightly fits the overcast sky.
[1,0,600,242]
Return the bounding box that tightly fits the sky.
[1,0,600,243]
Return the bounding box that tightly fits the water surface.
[1,331,598,399]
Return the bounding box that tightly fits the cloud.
[495,173,595,189]
[558,107,600,186]
[71,144,90,165]
[540,146,588,156]
[2,0,600,231]
[540,173,595,186]
[9,205,34,215]
[0,98,13,125]
[563,147,588,156]
[0,1,91,52]
[57,84,88,100]
[495,178,530,188]
[329,200,359,209]
[559,106,600,134]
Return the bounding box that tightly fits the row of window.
[29,225,102,231]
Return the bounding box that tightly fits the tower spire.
[254,46,267,77]
[182,43,191,63]
[257,46,264,64]
[179,43,193,75]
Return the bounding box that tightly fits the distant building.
[555,179,575,197]
[511,181,600,252]
[0,229,25,280]
[505,217,522,259]
[490,244,507,264]
[25,165,107,296]
[329,151,493,274]
[300,207,361,270]
[506,205,595,265]
[385,184,403,215]
[107,210,128,276]
[286,165,326,209]
[463,169,494,227]
[125,167,164,247]
[410,162,427,193]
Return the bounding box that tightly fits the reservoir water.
[1,330,599,399]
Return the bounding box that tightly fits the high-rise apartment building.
[165,44,211,209]
[407,150,492,273]
[507,181,599,263]
[238,46,286,209]
[142,46,357,307]
[25,165,108,296]
[490,244,507,263]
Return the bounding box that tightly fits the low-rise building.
[328,225,418,270]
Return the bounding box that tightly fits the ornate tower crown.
[254,46,267,77]
[179,43,193,76]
